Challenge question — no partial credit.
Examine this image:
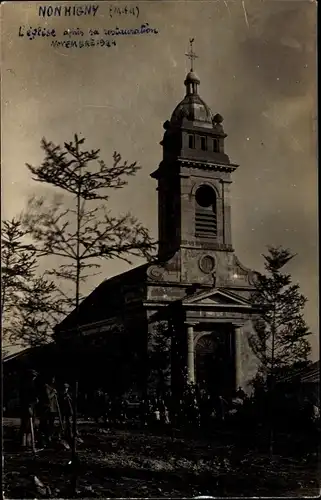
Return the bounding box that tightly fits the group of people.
[90,384,248,430]
[17,368,319,452]
[18,368,251,450]
[19,369,73,450]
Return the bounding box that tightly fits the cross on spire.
[185,38,198,71]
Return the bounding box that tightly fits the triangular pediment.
[183,288,252,308]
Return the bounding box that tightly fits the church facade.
[55,50,259,397]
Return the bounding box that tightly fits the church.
[54,43,259,398]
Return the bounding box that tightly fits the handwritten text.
[38,4,140,18]
[108,5,139,18]
[38,5,99,17]
[18,23,159,42]
[51,39,116,49]
[62,24,159,38]
[19,26,56,40]
[62,24,159,37]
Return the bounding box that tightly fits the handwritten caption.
[38,4,140,19]
[17,4,159,49]
[18,23,159,49]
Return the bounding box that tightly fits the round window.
[199,255,216,274]
[195,185,216,208]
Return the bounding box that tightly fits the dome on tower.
[184,70,200,84]
[169,40,226,132]
[170,66,214,127]
[170,94,214,127]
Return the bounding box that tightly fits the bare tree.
[21,134,155,486]
[23,135,154,303]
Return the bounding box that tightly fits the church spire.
[184,38,200,95]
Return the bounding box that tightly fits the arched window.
[196,336,216,355]
[195,185,217,238]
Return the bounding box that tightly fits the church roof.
[3,343,57,371]
[55,263,149,333]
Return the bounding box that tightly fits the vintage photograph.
[2,0,319,497]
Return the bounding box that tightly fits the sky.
[2,0,318,360]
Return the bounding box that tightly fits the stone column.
[186,323,195,384]
[234,325,243,390]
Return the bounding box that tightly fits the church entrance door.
[195,330,232,397]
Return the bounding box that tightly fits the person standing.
[19,369,39,449]
[152,398,161,429]
[39,376,59,446]
[61,383,73,443]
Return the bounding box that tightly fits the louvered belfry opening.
[195,185,217,238]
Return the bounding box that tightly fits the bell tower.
[151,40,239,286]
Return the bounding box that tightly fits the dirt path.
[3,423,320,498]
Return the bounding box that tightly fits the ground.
[3,418,320,498]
